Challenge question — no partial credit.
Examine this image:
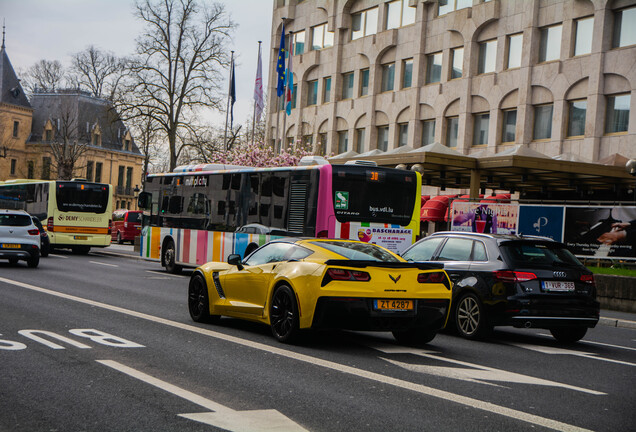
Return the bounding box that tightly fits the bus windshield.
[331,166,417,225]
[55,182,110,213]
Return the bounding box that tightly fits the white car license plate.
[543,281,575,292]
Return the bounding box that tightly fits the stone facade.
[266,0,636,163]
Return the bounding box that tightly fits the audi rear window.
[0,214,32,226]
[500,242,583,267]
[311,241,400,262]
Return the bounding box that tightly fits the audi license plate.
[74,236,88,240]
[1,243,20,249]
[374,299,413,311]
[543,281,575,292]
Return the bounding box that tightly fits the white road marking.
[49,254,69,259]
[537,333,636,352]
[145,270,187,278]
[0,276,593,432]
[89,261,119,268]
[371,345,604,395]
[98,360,306,432]
[510,342,636,367]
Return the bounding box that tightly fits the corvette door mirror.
[227,254,244,270]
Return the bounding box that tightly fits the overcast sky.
[2,0,273,127]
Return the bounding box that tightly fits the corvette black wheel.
[270,284,299,343]
[188,273,219,323]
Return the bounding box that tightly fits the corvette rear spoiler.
[324,260,444,270]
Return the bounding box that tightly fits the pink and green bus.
[137,159,421,273]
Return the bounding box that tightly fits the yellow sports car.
[188,239,452,344]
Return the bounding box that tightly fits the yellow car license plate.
[375,299,413,311]
[74,236,88,240]
[2,243,21,249]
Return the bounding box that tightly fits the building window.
[446,116,459,148]
[439,0,472,16]
[450,47,463,79]
[86,161,94,182]
[338,131,348,153]
[426,52,442,84]
[398,123,409,147]
[533,104,554,140]
[342,72,354,99]
[386,0,416,30]
[307,80,318,106]
[95,162,103,183]
[42,157,51,180]
[506,33,523,69]
[574,17,593,56]
[318,133,328,155]
[323,77,332,103]
[118,166,125,187]
[292,31,305,55]
[402,58,413,88]
[93,133,100,146]
[126,167,133,189]
[355,128,365,153]
[613,7,636,48]
[605,93,630,134]
[501,109,517,143]
[478,40,497,74]
[311,23,334,50]
[292,84,297,109]
[27,161,34,179]
[421,120,435,146]
[360,68,370,96]
[567,99,587,137]
[302,135,313,148]
[377,126,389,151]
[352,7,378,40]
[539,24,562,62]
[10,159,16,175]
[381,63,395,92]
[473,113,489,146]
[13,121,19,137]
[45,129,52,141]
[124,139,131,151]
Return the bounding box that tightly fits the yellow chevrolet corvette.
[188,239,452,344]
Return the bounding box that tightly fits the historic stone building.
[0,43,144,210]
[266,0,635,166]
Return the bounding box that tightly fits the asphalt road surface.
[1,246,634,432]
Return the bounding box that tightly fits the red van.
[111,210,142,244]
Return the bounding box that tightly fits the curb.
[91,249,149,262]
[599,317,636,330]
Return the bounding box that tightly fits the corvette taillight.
[418,271,451,290]
[325,268,371,282]
[494,270,537,283]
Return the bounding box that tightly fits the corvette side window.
[245,243,294,266]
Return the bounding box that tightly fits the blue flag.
[276,23,286,97]
[285,39,293,115]
[230,57,236,127]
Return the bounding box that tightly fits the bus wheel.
[72,246,90,255]
[163,239,182,274]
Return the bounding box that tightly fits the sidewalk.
[95,245,636,329]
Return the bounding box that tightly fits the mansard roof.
[0,46,31,109]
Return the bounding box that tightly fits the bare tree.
[20,59,66,94]
[127,114,163,187]
[69,45,129,100]
[46,100,89,180]
[121,0,235,171]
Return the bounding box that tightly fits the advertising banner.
[350,223,413,254]
[517,205,565,240]
[450,202,519,234]
[563,206,636,259]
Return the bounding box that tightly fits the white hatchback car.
[0,209,41,268]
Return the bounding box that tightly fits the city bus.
[137,157,421,273]
[0,179,113,254]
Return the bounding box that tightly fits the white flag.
[254,43,264,122]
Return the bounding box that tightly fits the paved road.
[1,247,635,431]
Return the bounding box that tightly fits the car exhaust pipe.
[524,321,532,328]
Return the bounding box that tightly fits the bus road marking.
[145,270,187,278]
[510,342,636,367]
[537,333,636,352]
[49,254,69,259]
[0,276,594,432]
[89,261,119,268]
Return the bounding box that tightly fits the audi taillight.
[418,271,451,290]
[47,217,54,232]
[28,229,39,236]
[580,274,595,284]
[494,270,537,283]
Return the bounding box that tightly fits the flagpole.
[281,30,292,153]
[223,50,234,153]
[252,41,262,146]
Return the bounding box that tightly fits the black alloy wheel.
[163,239,181,274]
[550,326,587,344]
[40,243,49,257]
[270,284,300,343]
[455,293,491,339]
[188,273,219,323]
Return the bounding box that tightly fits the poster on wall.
[450,202,519,234]
[517,205,565,241]
[563,206,636,259]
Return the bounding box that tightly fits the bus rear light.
[317,230,328,238]
[47,217,54,232]
[108,220,112,235]
[28,229,40,236]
